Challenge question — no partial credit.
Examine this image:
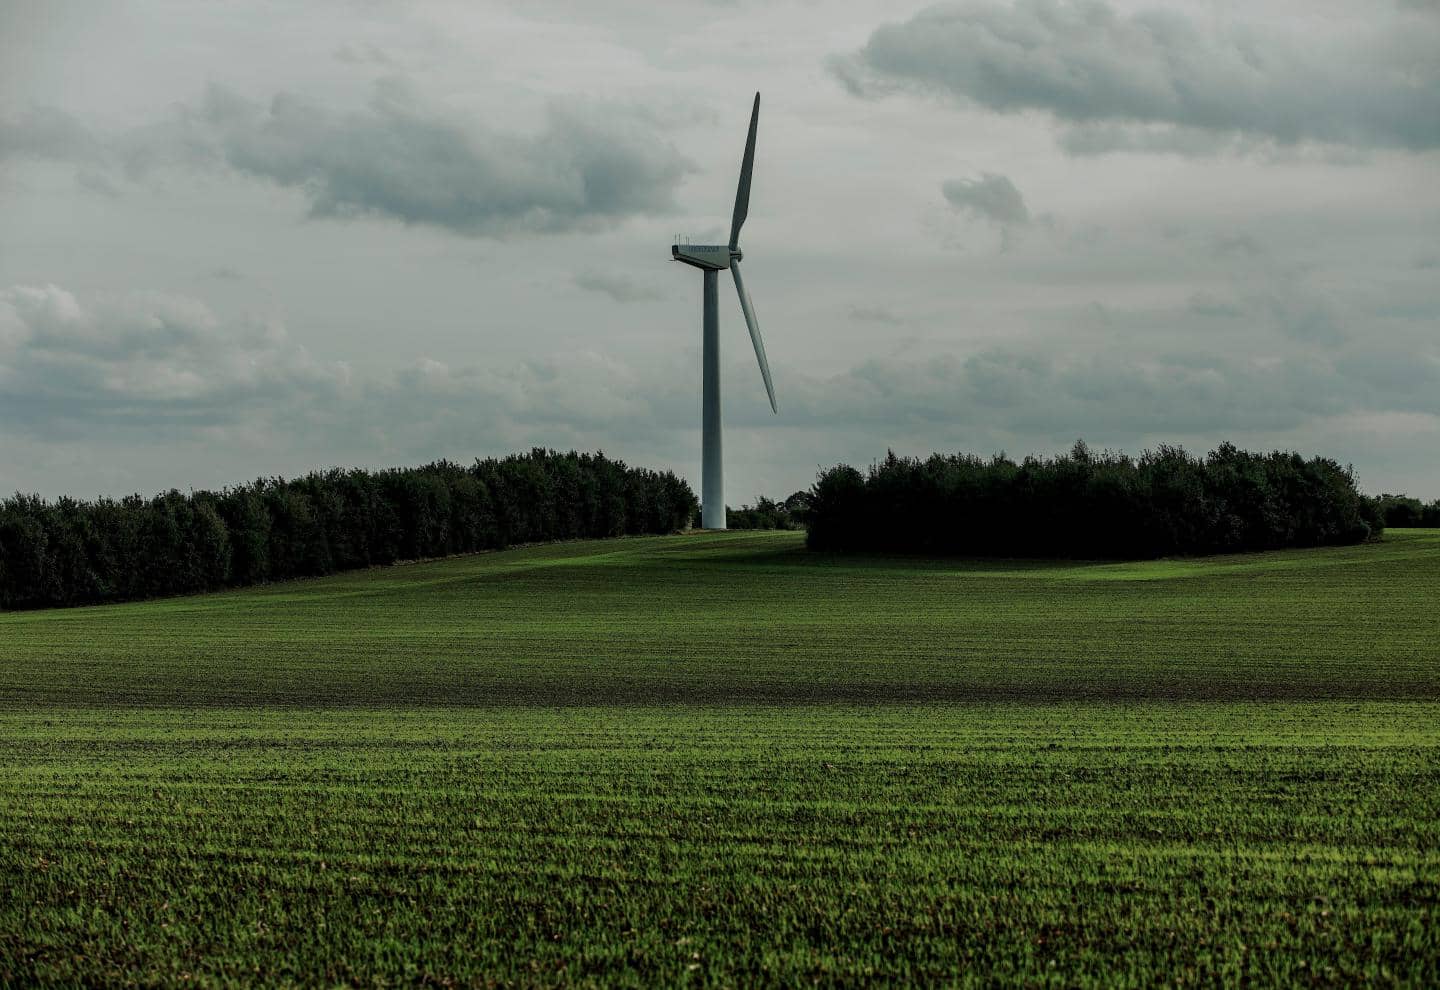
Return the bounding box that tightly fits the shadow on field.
[6,530,1438,710]
[687,541,1121,574]
[20,675,1438,710]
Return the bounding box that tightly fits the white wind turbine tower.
[672,92,776,530]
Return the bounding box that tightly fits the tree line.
[1375,495,1440,528]
[700,493,811,531]
[0,449,696,609]
[806,441,1384,558]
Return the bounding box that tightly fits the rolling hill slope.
[3,529,1439,706]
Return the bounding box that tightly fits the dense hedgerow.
[0,449,696,609]
[1377,494,1440,528]
[807,441,1384,558]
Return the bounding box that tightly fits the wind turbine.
[672,92,776,530]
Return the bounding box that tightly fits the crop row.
[2,705,1436,986]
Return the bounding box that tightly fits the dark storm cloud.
[941,173,1029,224]
[832,0,1440,152]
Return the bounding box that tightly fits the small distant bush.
[701,492,811,531]
[807,441,1384,558]
[1376,494,1440,528]
[0,449,696,609]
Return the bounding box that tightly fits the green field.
[3,531,1438,985]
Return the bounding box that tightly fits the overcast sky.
[2,0,1438,502]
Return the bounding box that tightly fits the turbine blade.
[730,260,776,414]
[729,92,760,252]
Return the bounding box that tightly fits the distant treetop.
[806,441,1383,558]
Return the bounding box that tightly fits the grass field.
[2,530,1438,985]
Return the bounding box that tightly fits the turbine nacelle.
[671,244,736,271]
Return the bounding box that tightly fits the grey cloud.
[7,280,1437,498]
[847,304,907,326]
[335,43,395,66]
[1210,234,1264,258]
[833,0,1440,152]
[375,351,658,429]
[1339,348,1440,395]
[0,284,346,436]
[185,80,693,236]
[0,283,675,449]
[778,346,1439,440]
[0,106,104,163]
[12,80,693,238]
[1059,123,1258,158]
[1262,292,1345,343]
[1190,247,1351,343]
[1187,291,1245,318]
[941,173,1029,224]
[336,334,1439,470]
[74,168,122,197]
[1058,122,1378,162]
[573,270,666,303]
